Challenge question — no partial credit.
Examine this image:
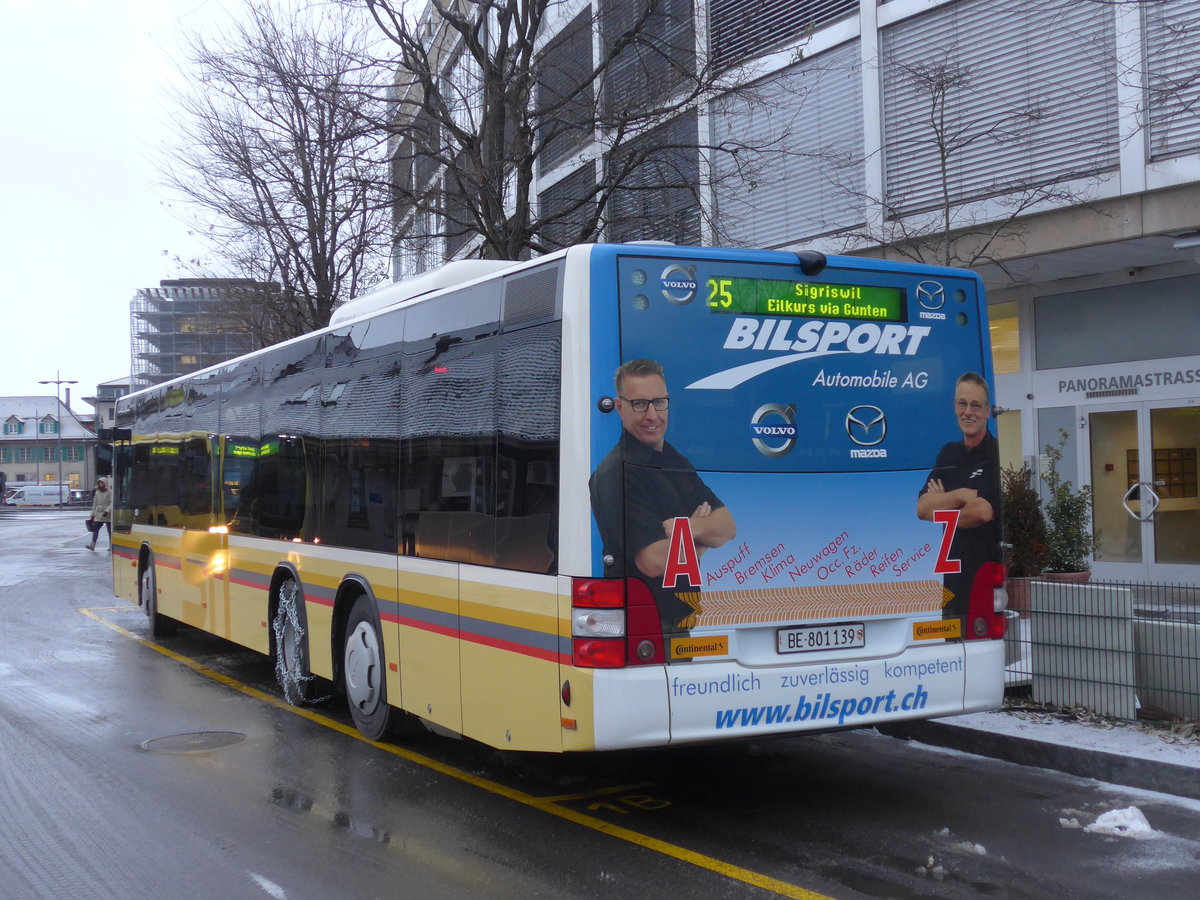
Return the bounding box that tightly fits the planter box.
[1030,582,1136,719]
[1134,618,1200,720]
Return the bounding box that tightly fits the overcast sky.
[0,0,229,410]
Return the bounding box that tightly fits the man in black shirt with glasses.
[917,371,1002,616]
[590,359,736,632]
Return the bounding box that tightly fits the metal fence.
[1003,579,1200,722]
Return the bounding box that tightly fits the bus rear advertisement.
[112,243,1008,752]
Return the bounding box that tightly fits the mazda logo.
[916,281,945,310]
[846,406,886,446]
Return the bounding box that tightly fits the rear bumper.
[590,639,1005,749]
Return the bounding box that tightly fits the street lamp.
[38,370,78,507]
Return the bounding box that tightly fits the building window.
[443,154,476,259]
[710,40,864,247]
[881,0,1117,216]
[606,112,701,244]
[1145,1,1200,160]
[539,165,598,250]
[537,8,595,171]
[39,418,59,435]
[4,418,23,435]
[709,0,857,72]
[443,43,481,136]
[18,447,33,462]
[601,0,695,119]
[988,301,1020,375]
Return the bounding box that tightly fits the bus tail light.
[624,577,666,665]
[965,561,1008,640]
[572,578,626,668]
[571,578,666,667]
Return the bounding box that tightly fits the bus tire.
[140,556,176,638]
[342,594,399,741]
[273,576,315,706]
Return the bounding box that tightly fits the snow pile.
[1083,806,1158,840]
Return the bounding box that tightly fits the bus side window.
[181,438,212,522]
[494,322,560,574]
[402,285,500,566]
[130,443,154,526]
[221,356,262,535]
[320,339,401,553]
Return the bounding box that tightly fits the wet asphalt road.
[3,509,1199,900]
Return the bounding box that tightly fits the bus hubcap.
[344,622,380,712]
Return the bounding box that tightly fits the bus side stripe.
[226,567,271,590]
[379,597,570,664]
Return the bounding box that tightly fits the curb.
[879,719,1200,801]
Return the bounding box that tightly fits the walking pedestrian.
[86,476,113,550]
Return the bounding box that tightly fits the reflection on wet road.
[6,511,1200,900]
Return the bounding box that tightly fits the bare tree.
[831,56,1108,273]
[357,0,792,265]
[160,1,391,343]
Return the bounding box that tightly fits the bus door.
[178,435,223,632]
[209,434,262,643]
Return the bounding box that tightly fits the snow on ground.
[1083,806,1158,839]
[936,707,1200,770]
[942,613,1200,770]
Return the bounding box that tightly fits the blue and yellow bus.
[112,243,1008,751]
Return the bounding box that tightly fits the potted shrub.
[1001,463,1049,612]
[1040,429,1099,579]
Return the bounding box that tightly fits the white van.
[4,484,72,506]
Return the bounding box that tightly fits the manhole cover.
[140,731,246,753]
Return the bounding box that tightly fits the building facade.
[392,0,1200,584]
[83,377,132,433]
[0,396,96,493]
[130,279,266,389]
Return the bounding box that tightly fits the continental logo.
[670,635,730,659]
[913,619,962,641]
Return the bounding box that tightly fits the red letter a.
[663,517,702,589]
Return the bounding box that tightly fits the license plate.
[777,622,866,654]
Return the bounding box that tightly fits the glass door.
[1088,407,1141,575]
[1087,401,1200,584]
[1147,403,1200,581]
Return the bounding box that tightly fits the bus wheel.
[273,577,315,706]
[342,594,399,741]
[140,557,176,638]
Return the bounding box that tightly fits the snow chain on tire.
[273,579,331,706]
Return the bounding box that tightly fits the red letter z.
[932,509,962,574]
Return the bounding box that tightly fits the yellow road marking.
[80,605,833,900]
[536,781,656,804]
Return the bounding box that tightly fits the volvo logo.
[751,403,797,458]
[846,405,886,446]
[660,264,698,304]
[916,281,945,310]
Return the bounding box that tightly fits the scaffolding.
[129,279,272,389]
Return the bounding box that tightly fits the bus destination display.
[707,277,906,322]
